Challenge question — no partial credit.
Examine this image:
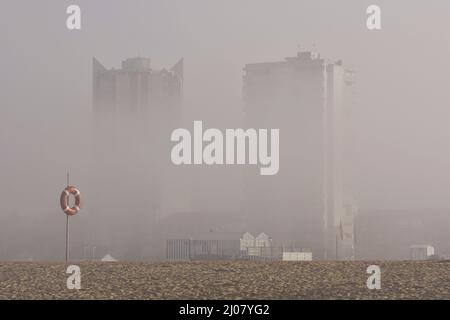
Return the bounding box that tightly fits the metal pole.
[335,233,338,261]
[66,215,69,263]
[65,172,69,263]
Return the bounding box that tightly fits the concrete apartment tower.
[242,51,356,260]
[91,57,183,260]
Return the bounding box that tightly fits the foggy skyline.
[1,1,450,260]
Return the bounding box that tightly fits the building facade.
[242,51,356,260]
[90,57,183,260]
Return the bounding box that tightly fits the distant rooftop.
[244,51,325,71]
[93,56,183,79]
[121,57,151,71]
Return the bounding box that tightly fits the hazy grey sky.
[1,0,450,219]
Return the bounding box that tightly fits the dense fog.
[1,0,450,261]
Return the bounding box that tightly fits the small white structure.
[255,233,271,247]
[240,232,272,252]
[101,254,118,262]
[247,247,259,256]
[240,232,274,257]
[410,245,435,260]
[282,252,312,261]
[240,232,255,251]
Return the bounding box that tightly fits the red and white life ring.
[60,186,81,216]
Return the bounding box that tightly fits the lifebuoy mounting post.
[60,173,82,263]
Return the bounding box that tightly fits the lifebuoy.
[60,186,81,216]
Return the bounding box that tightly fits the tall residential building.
[93,57,182,116]
[90,57,183,260]
[242,51,355,260]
